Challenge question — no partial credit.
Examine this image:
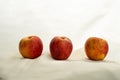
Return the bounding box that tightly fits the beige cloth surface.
[0,0,120,80]
[1,49,120,80]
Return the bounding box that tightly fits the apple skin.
[85,37,109,61]
[49,36,73,60]
[19,36,43,59]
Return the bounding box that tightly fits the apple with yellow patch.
[85,37,109,61]
[19,36,43,59]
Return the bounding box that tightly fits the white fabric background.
[0,0,120,80]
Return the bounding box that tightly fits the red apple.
[85,37,109,61]
[49,36,73,60]
[19,36,43,59]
